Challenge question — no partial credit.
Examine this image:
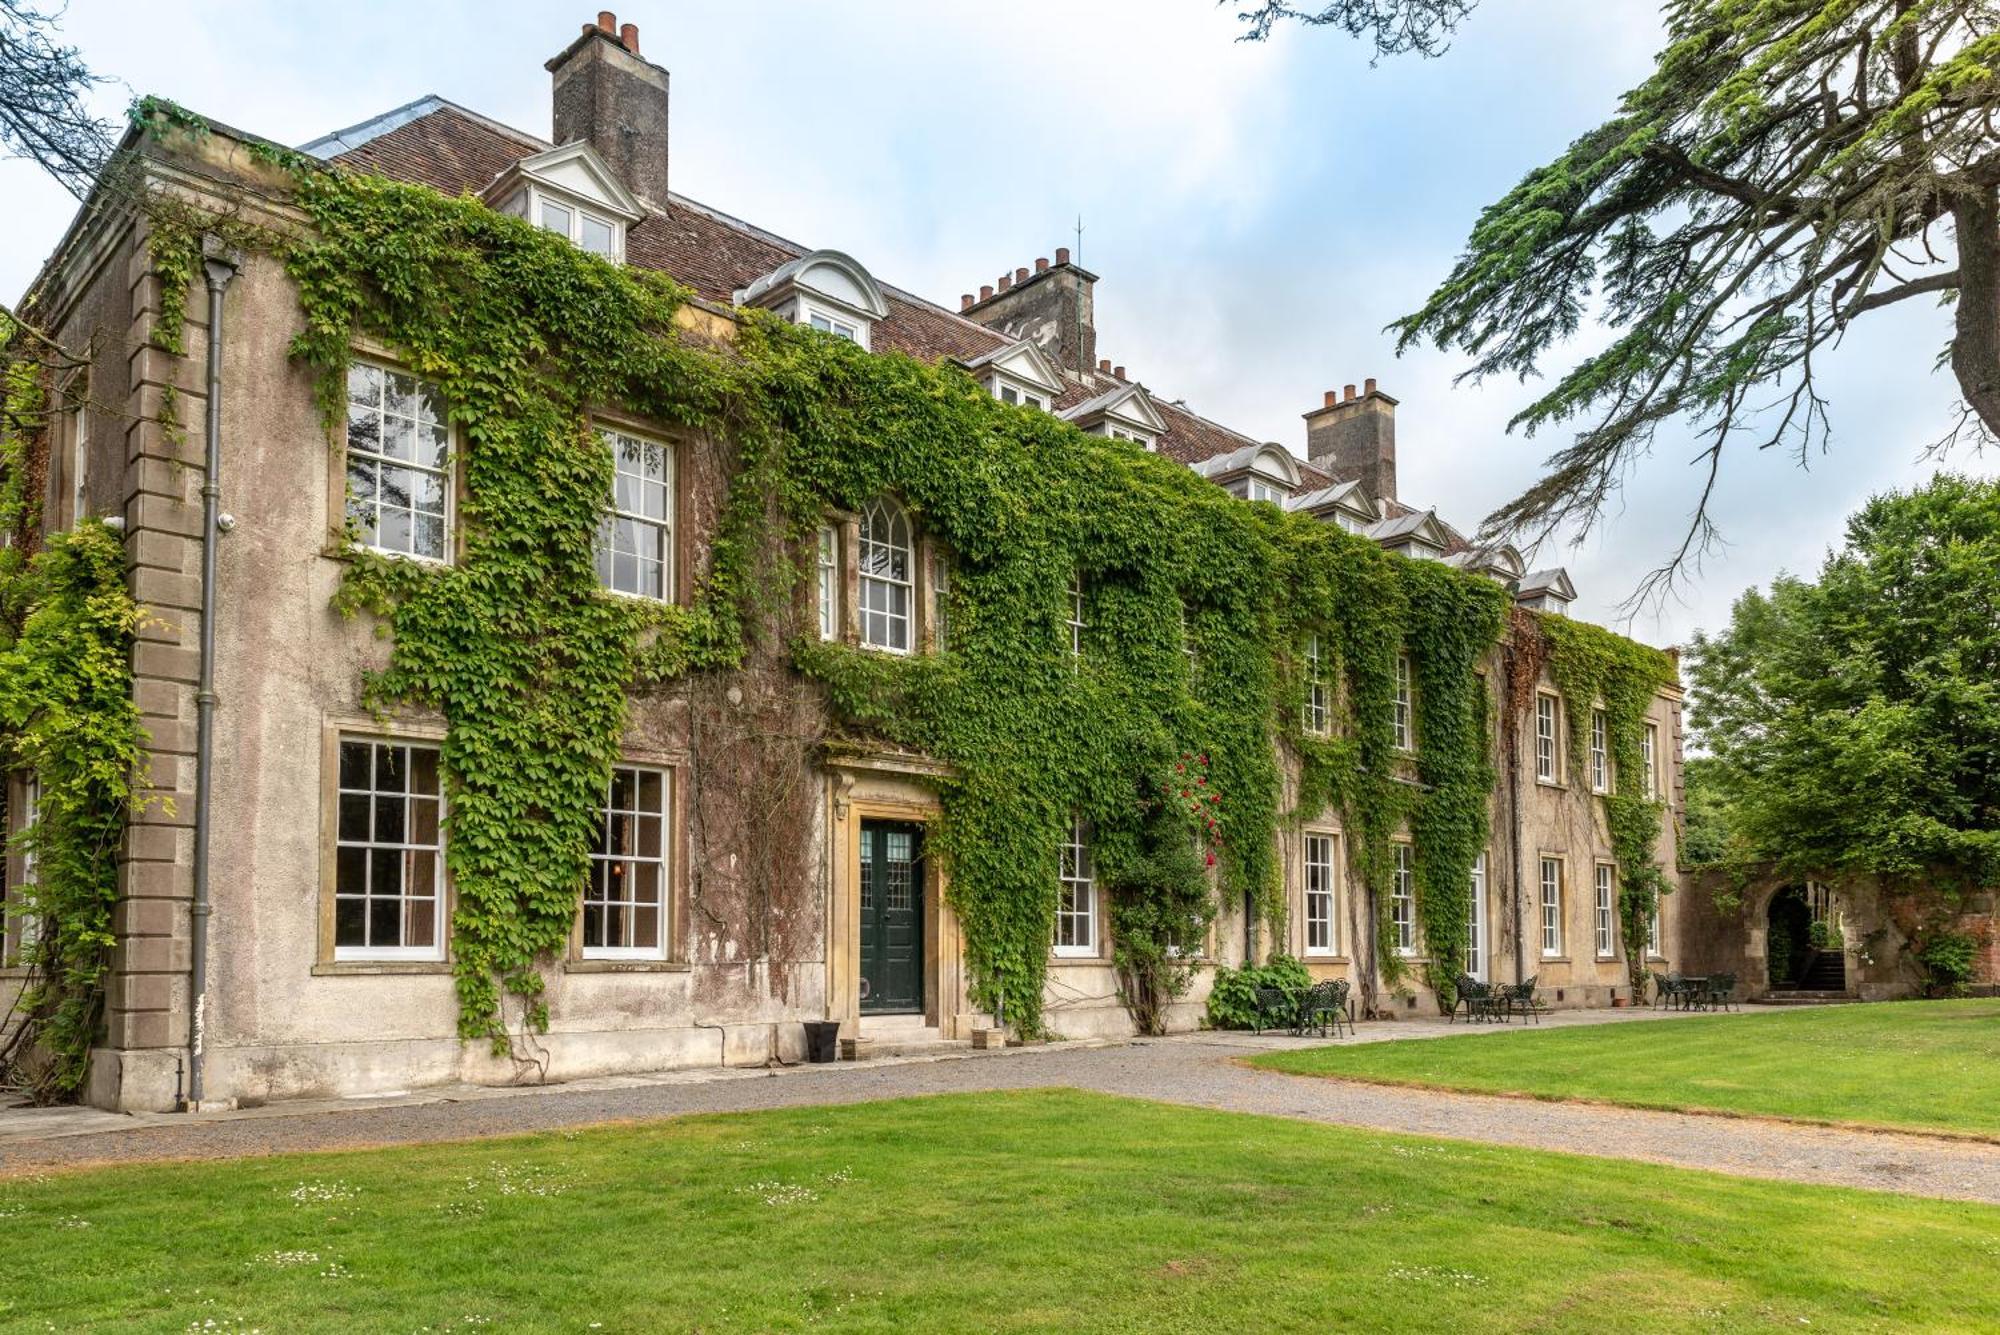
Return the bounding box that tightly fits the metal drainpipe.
[186,238,239,1111]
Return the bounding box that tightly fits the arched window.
[859,497,914,652]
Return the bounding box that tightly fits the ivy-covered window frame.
[1053,814,1099,960]
[1391,840,1418,957]
[315,718,452,974]
[1301,828,1340,958]
[1647,901,1664,960]
[1467,849,1489,983]
[1392,652,1415,753]
[329,353,459,567]
[568,751,688,972]
[1593,861,1617,959]
[815,507,947,656]
[1589,708,1610,793]
[589,413,682,605]
[1302,634,1331,737]
[1534,691,1563,786]
[1642,722,1662,802]
[1,772,38,970]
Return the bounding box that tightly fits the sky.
[4,0,1990,648]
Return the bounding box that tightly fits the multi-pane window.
[1392,843,1416,956]
[71,403,88,526]
[1304,833,1337,956]
[4,777,40,964]
[806,308,859,342]
[1647,902,1662,957]
[583,766,670,960]
[1392,653,1414,752]
[1595,864,1616,957]
[816,526,839,641]
[859,497,913,653]
[594,429,673,601]
[334,739,444,960]
[996,383,1045,411]
[1245,477,1288,504]
[931,550,951,652]
[1535,694,1559,782]
[1642,724,1660,799]
[538,197,619,259]
[1467,851,1487,982]
[345,363,450,561]
[1539,857,1563,957]
[1590,709,1609,792]
[1055,816,1096,956]
[1066,574,1087,664]
[1303,635,1330,736]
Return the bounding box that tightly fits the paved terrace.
[5,1006,1999,1206]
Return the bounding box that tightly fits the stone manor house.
[3,14,1683,1111]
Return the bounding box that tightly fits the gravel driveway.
[6,1017,1999,1206]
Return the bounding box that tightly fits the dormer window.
[737,250,890,352]
[486,141,642,265]
[997,383,1045,411]
[962,341,1064,415]
[1102,425,1155,449]
[1062,383,1167,452]
[1193,442,1300,504]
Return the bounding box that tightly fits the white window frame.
[931,548,951,652]
[1392,843,1416,957]
[1066,573,1087,665]
[1540,857,1564,958]
[333,738,447,963]
[70,401,88,526]
[1594,863,1616,958]
[1245,476,1288,504]
[535,191,623,262]
[1054,815,1097,957]
[1535,694,1559,783]
[1590,709,1609,793]
[1392,653,1415,753]
[803,303,866,347]
[1467,850,1488,982]
[1303,832,1338,957]
[581,764,671,961]
[1642,723,1660,800]
[1100,424,1155,450]
[343,361,453,564]
[1647,902,1663,958]
[1303,635,1330,736]
[994,380,1046,412]
[594,427,674,602]
[6,776,41,963]
[816,525,839,641]
[859,497,914,654]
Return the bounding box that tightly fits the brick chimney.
[962,247,1098,375]
[1305,378,1399,503]
[546,12,670,208]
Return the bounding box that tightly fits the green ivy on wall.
[1535,611,1676,990]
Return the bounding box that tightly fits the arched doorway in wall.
[1766,886,1813,987]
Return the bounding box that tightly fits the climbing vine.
[1535,611,1676,991]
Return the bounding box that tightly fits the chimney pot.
[1323,390,1338,409]
[597,10,616,32]
[961,294,974,311]
[1364,376,1378,396]
[1343,384,1357,402]
[1099,359,1112,372]
[1015,267,1030,284]
[979,284,994,301]
[999,275,1013,292]
[1055,246,1071,265]
[1114,366,1126,381]
[1035,257,1049,273]
[620,22,639,53]
[581,22,594,35]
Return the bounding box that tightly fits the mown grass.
[3,1088,1997,1331]
[1253,998,2000,1136]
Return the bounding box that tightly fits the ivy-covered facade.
[1,17,1683,1111]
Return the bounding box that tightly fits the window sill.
[1538,955,1571,964]
[320,543,454,569]
[1534,777,1566,791]
[1049,952,1104,965]
[566,959,689,974]
[312,960,451,977]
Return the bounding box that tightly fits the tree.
[1244,2,2000,583]
[1678,754,1738,866]
[1685,474,2000,891]
[1,0,112,200]
[1229,1,1478,56]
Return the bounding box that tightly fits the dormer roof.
[1444,543,1526,582]
[1187,441,1302,488]
[1515,567,1579,602]
[1060,381,1168,437]
[483,139,643,222]
[1287,479,1380,525]
[958,339,1065,399]
[735,249,890,321]
[1366,508,1451,552]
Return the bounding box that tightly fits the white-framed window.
[931,549,951,652]
[334,738,445,961]
[537,195,620,259]
[1244,477,1288,504]
[859,497,914,653]
[583,765,670,960]
[1392,843,1416,956]
[1181,602,1199,673]
[4,776,41,963]
[1303,635,1330,736]
[816,525,839,641]
[1535,694,1559,783]
[1539,857,1563,957]
[1304,832,1337,956]
[1054,815,1096,957]
[594,428,673,601]
[805,306,860,343]
[1643,724,1660,800]
[1590,709,1609,793]
[995,382,1046,412]
[1066,573,1087,664]
[344,362,451,562]
[70,402,88,526]
[1467,850,1488,982]
[1647,901,1663,958]
[1099,424,1156,450]
[1392,653,1415,752]
[1594,864,1616,958]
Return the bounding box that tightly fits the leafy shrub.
[1205,955,1312,1030]
[1917,931,1979,998]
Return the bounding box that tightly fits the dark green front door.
[860,820,924,1014]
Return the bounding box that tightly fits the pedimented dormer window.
[486,141,644,264]
[1061,382,1167,453]
[737,250,890,351]
[960,340,1064,414]
[1189,442,1301,506]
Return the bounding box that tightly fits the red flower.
[1205,852,1216,867]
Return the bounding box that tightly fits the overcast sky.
[5,0,1989,647]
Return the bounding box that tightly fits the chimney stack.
[1304,379,1400,503]
[962,242,1099,373]
[547,13,670,208]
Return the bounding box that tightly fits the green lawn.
[1252,998,2000,1136]
[3,1091,1998,1331]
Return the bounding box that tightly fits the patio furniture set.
[1448,975,1549,1024]
[1651,970,1737,1011]
[1252,978,1355,1038]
